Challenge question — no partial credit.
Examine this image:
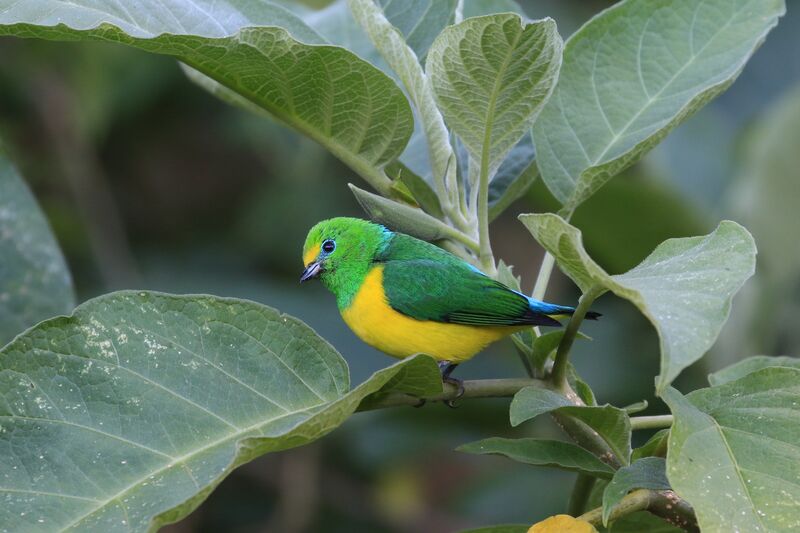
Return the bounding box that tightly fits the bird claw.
[443,376,464,408]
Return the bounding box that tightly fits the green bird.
[301,217,599,386]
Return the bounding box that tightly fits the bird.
[300,217,599,397]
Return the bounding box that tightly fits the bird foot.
[443,376,465,408]
[436,361,464,408]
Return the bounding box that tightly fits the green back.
[379,234,552,326]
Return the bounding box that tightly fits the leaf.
[528,514,598,533]
[0,149,75,346]
[606,512,684,533]
[664,367,800,532]
[427,14,562,178]
[458,438,616,479]
[510,387,630,463]
[0,291,441,532]
[533,0,786,209]
[531,330,591,372]
[488,134,539,221]
[631,429,669,462]
[0,1,414,189]
[602,458,669,526]
[463,0,526,19]
[567,363,597,407]
[376,0,457,60]
[385,161,444,218]
[708,355,800,386]
[349,183,466,243]
[347,0,459,206]
[519,214,756,392]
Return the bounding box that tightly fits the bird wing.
[381,258,561,327]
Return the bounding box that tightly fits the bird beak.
[300,261,322,283]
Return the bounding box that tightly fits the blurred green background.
[0,1,798,531]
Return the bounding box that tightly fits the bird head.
[301,218,390,303]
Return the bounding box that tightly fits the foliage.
[0,0,793,531]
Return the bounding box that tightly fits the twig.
[630,415,673,430]
[578,489,698,532]
[356,378,547,411]
[551,286,603,390]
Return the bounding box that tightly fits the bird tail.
[528,300,602,323]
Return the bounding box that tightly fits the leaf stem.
[531,251,556,301]
[355,378,546,411]
[578,489,698,532]
[630,415,673,430]
[477,141,495,275]
[567,473,597,516]
[551,286,603,390]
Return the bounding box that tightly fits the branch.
[356,378,546,411]
[630,415,673,430]
[578,489,698,532]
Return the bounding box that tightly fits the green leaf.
[631,429,669,462]
[385,161,444,218]
[531,330,590,372]
[0,291,440,531]
[709,355,800,386]
[463,0,526,19]
[347,0,459,208]
[533,0,786,208]
[602,457,669,526]
[519,214,756,392]
[606,512,683,533]
[567,363,597,407]
[664,367,800,532]
[0,149,74,346]
[0,1,414,193]
[349,183,472,245]
[427,14,562,177]
[510,387,631,463]
[458,437,616,478]
[488,135,539,221]
[376,0,457,60]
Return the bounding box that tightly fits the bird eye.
[322,239,336,254]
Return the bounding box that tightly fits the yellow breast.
[340,265,519,362]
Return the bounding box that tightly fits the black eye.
[322,239,336,254]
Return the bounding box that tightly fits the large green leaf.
[458,437,616,478]
[533,0,786,209]
[519,214,756,392]
[602,458,669,526]
[0,1,414,192]
[708,355,800,386]
[510,387,631,464]
[664,367,800,532]
[427,14,562,178]
[0,291,441,532]
[0,150,74,346]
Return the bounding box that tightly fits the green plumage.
[378,233,555,326]
[302,218,595,328]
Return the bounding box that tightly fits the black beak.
[300,261,322,282]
